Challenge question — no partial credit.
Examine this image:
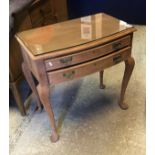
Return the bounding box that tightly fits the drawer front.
[47,47,131,84]
[45,35,131,71]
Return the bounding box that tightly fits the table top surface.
[16,13,133,56]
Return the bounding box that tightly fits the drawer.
[47,47,131,84]
[45,35,131,71]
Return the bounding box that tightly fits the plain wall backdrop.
[67,0,146,24]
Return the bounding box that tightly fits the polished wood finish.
[119,57,135,109]
[16,13,136,142]
[37,84,59,142]
[17,14,133,56]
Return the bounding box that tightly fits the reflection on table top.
[17,13,133,56]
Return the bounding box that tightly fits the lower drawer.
[47,47,131,84]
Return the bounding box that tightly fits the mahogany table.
[16,13,136,142]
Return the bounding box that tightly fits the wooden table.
[16,13,136,142]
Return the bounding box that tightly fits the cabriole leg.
[22,62,42,112]
[119,57,135,110]
[37,84,59,142]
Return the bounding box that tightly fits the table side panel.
[20,46,42,81]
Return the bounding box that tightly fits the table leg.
[119,57,135,110]
[22,63,42,112]
[37,84,59,142]
[99,70,106,89]
[10,81,26,116]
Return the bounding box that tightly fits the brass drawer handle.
[113,55,122,63]
[63,71,75,78]
[112,42,122,50]
[60,57,72,64]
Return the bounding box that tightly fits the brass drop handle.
[63,71,75,78]
[60,57,72,64]
[113,55,122,63]
[112,42,121,50]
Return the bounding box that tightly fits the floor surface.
[9,25,146,155]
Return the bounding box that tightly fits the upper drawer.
[45,35,131,71]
